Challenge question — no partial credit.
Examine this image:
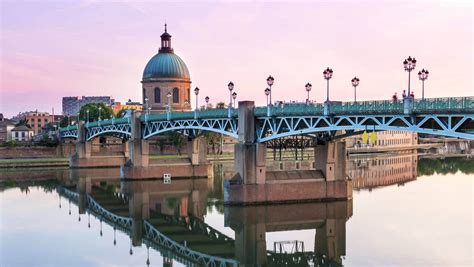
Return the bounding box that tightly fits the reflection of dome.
[143,52,190,80]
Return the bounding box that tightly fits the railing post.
[324,101,330,116]
[403,97,412,115]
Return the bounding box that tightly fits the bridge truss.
[256,114,474,142]
[142,118,238,139]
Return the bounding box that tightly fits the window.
[22,132,25,137]
[173,88,179,103]
[154,87,161,103]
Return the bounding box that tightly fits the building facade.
[14,111,56,135]
[11,125,34,142]
[62,96,114,115]
[0,114,15,142]
[142,25,192,113]
[112,99,143,114]
[346,130,418,149]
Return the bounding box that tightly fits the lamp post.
[264,88,271,116]
[228,82,234,107]
[264,88,270,105]
[167,92,171,120]
[266,76,274,105]
[305,83,312,103]
[98,107,102,121]
[86,110,90,124]
[232,92,237,107]
[144,97,149,112]
[351,77,360,102]
[403,56,417,97]
[184,99,189,109]
[205,96,210,109]
[418,68,429,100]
[194,87,199,110]
[323,67,333,102]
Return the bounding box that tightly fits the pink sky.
[1,1,472,118]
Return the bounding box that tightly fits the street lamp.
[418,69,429,100]
[205,96,210,109]
[264,88,271,105]
[232,92,237,107]
[194,87,200,110]
[403,56,417,97]
[86,109,90,123]
[266,75,274,105]
[144,96,149,111]
[351,77,360,102]
[228,82,234,108]
[305,83,312,103]
[98,107,102,121]
[323,67,333,102]
[167,92,172,113]
[184,99,189,109]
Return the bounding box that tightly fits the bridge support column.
[187,137,207,165]
[233,101,266,184]
[77,176,91,214]
[314,218,346,265]
[129,191,149,246]
[234,223,267,266]
[314,141,346,181]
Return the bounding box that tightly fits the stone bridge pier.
[225,201,352,266]
[224,101,352,205]
[121,112,211,179]
[69,121,128,168]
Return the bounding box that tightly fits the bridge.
[60,97,474,142]
[58,96,474,204]
[58,176,351,267]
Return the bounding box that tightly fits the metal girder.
[143,118,238,140]
[256,114,474,142]
[59,129,78,139]
[85,123,132,141]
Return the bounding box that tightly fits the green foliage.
[1,140,17,147]
[166,132,185,155]
[37,134,58,147]
[203,132,222,154]
[15,118,30,127]
[59,116,74,127]
[418,157,474,176]
[79,102,114,122]
[115,108,127,118]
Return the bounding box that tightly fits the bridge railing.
[412,97,474,113]
[86,117,131,127]
[59,124,78,132]
[141,108,237,122]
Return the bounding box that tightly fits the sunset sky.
[1,0,472,117]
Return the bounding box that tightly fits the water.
[0,155,473,266]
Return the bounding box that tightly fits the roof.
[12,125,33,131]
[142,52,190,81]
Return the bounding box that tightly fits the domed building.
[142,25,191,112]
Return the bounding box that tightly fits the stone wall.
[0,146,60,159]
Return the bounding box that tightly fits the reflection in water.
[348,153,418,190]
[1,154,473,266]
[58,175,351,266]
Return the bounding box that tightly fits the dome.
[142,52,190,80]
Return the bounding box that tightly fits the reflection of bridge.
[59,176,352,266]
[58,97,473,204]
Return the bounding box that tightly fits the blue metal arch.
[86,130,132,141]
[143,118,238,140]
[256,114,474,142]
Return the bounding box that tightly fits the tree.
[15,118,30,127]
[79,103,114,122]
[59,116,70,128]
[166,131,185,155]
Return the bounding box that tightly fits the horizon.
[1,0,472,118]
